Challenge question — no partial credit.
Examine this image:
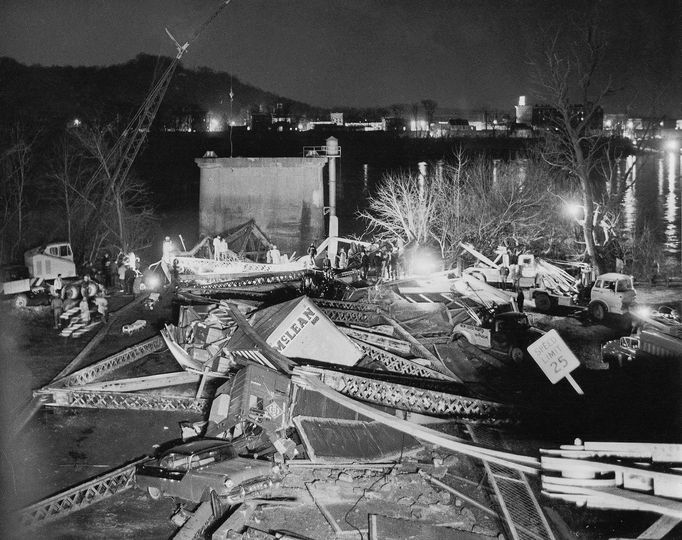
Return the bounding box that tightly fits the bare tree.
[531,26,618,274]
[359,171,437,247]
[0,125,38,263]
[362,154,573,263]
[48,124,158,266]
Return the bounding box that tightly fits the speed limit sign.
[527,329,583,394]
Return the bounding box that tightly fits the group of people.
[266,244,282,264]
[49,249,145,331]
[211,235,229,261]
[50,273,109,330]
[357,244,400,281]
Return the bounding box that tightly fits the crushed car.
[135,438,282,504]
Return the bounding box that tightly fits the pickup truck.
[454,310,544,362]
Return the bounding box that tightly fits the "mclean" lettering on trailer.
[273,307,320,352]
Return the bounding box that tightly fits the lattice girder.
[35,388,208,413]
[17,459,146,529]
[50,336,166,388]
[316,369,519,425]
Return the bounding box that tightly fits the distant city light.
[664,139,680,152]
[208,117,222,132]
[72,118,81,127]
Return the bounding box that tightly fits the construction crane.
[96,0,232,196]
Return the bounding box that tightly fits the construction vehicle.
[1,241,77,308]
[460,243,636,319]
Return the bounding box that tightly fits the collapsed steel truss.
[354,340,455,381]
[17,458,146,530]
[182,270,307,291]
[320,306,385,327]
[36,336,208,413]
[37,387,208,413]
[51,336,165,388]
[313,298,378,312]
[315,368,519,425]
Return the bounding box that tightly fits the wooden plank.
[368,514,489,540]
[540,456,682,499]
[305,484,342,534]
[542,485,682,519]
[637,515,681,539]
[341,327,411,355]
[418,470,499,518]
[224,302,295,374]
[175,499,216,540]
[78,372,200,392]
[211,503,256,540]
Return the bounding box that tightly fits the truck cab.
[24,242,77,280]
[588,273,636,321]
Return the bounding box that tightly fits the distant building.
[382,116,407,132]
[515,96,533,124]
[330,112,344,126]
[532,103,603,132]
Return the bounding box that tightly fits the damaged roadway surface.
[1,286,681,539]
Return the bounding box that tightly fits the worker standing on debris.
[266,245,273,264]
[79,296,91,324]
[94,291,109,323]
[124,266,136,295]
[212,235,221,260]
[220,236,228,260]
[101,253,111,288]
[162,236,174,263]
[338,248,348,270]
[516,285,525,312]
[390,245,399,280]
[117,259,127,292]
[271,244,281,264]
[109,258,119,291]
[53,273,64,297]
[80,274,94,300]
[360,247,369,279]
[51,292,63,329]
[307,243,317,267]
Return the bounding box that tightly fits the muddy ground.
[1,285,681,539]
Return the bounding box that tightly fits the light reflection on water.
[621,153,681,259]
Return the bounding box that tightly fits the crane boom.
[99,0,232,192]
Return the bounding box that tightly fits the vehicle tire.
[147,486,162,500]
[534,293,552,313]
[85,282,98,298]
[470,271,486,282]
[13,293,28,309]
[509,346,524,363]
[63,284,80,300]
[589,302,606,321]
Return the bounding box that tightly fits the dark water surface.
[137,131,681,273]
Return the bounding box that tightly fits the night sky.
[2,0,680,113]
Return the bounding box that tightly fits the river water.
[142,132,681,272]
